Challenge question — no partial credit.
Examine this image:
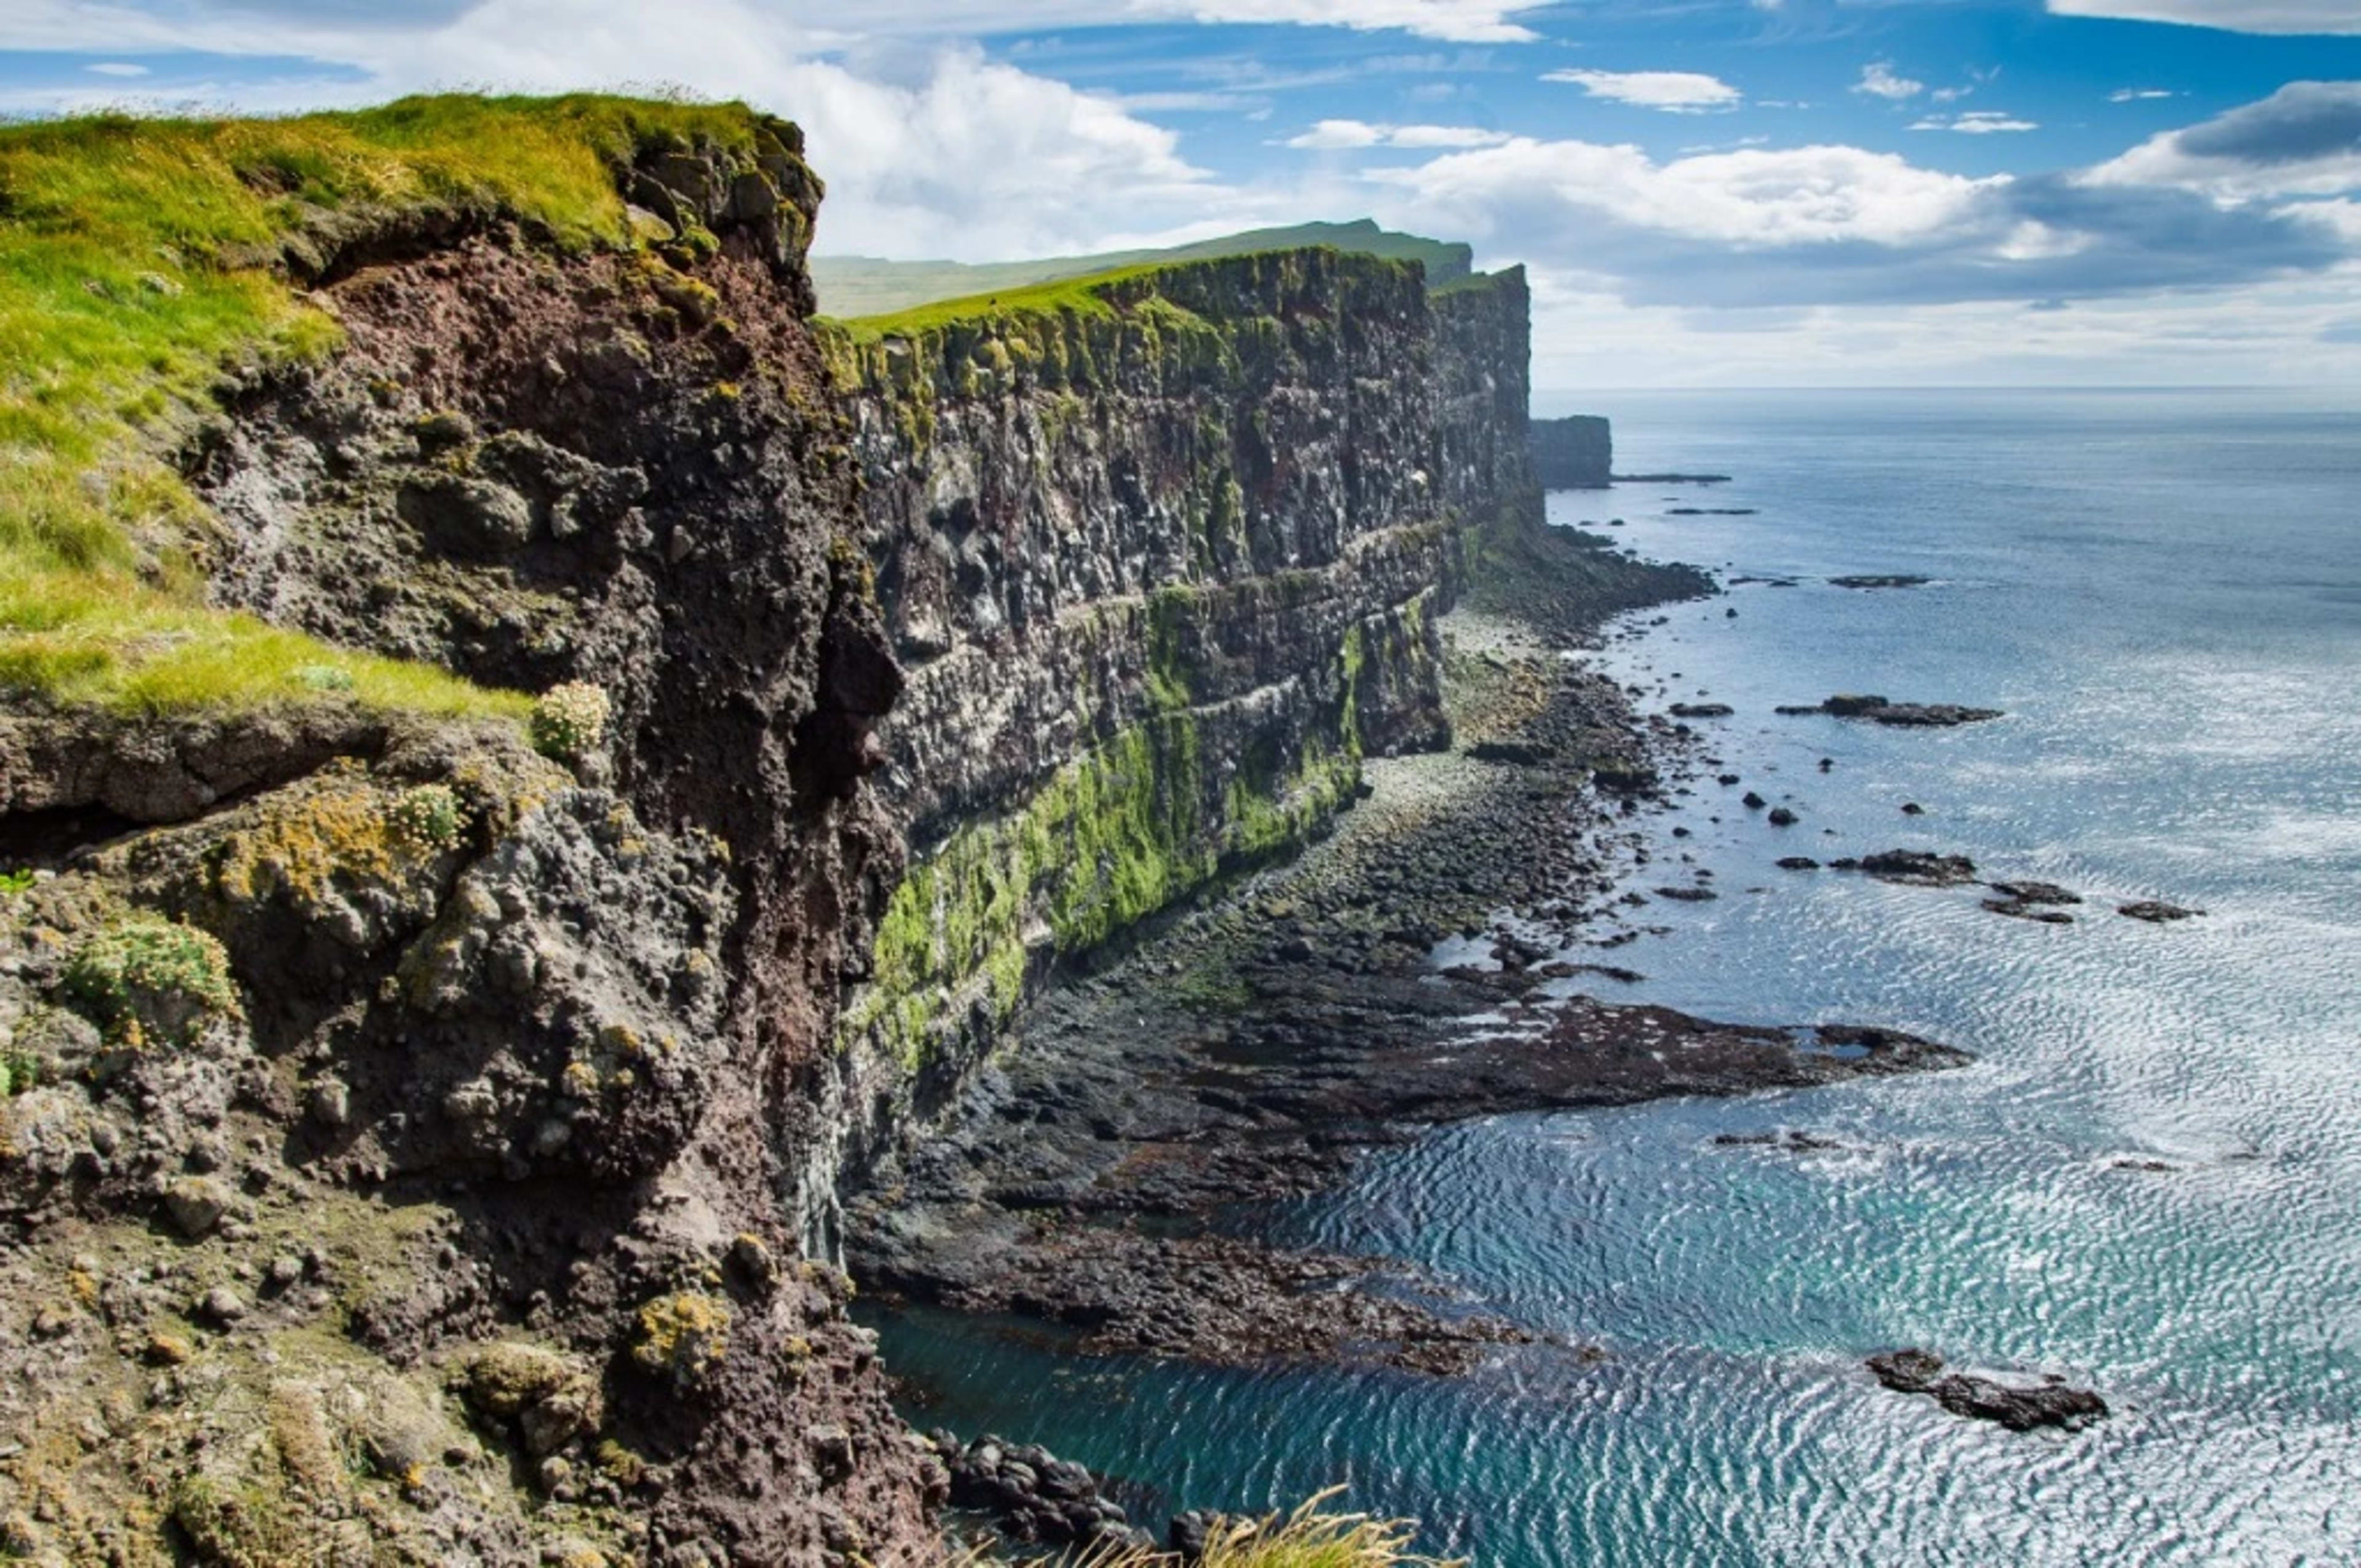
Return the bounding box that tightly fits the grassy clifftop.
[0,94,780,718]
[812,217,1472,317]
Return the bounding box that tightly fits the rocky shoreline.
[846,525,1971,1377]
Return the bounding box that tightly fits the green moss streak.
[845,601,1430,1071]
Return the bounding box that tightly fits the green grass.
[811,218,1473,317]
[1041,1490,1457,1568]
[0,93,769,716]
[826,259,1186,341]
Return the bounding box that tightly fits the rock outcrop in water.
[1868,1349,2110,1433]
[1529,413,1613,489]
[1776,694,2004,727]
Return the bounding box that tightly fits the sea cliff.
[809,251,1554,1242]
[0,96,1689,1564]
[1529,413,1613,489]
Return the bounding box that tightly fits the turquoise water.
[870,389,2361,1565]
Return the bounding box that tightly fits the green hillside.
[0,93,766,718]
[812,218,1472,317]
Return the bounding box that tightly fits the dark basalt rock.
[1867,1349,2109,1433]
[1766,807,1798,827]
[1855,849,1980,887]
[1530,414,1612,489]
[931,1431,1147,1551]
[1776,857,1821,871]
[1829,575,1930,590]
[2119,900,2204,923]
[1593,764,1659,795]
[1989,880,2082,906]
[1656,885,1718,901]
[1714,1130,1841,1152]
[1471,739,1556,765]
[1851,850,1983,887]
[1779,694,2003,727]
[1983,899,2074,924]
[1669,702,1733,719]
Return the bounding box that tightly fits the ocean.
[866,388,2361,1566]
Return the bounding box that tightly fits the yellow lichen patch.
[630,1291,732,1390]
[208,777,403,911]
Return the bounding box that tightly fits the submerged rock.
[1867,1348,2109,1433]
[1778,694,2003,727]
[1982,898,2074,924]
[1988,880,2082,905]
[2118,900,2204,923]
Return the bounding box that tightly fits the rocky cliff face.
[811,253,1548,1222]
[0,100,1557,1567]
[3,116,938,1568]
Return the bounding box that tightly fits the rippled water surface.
[870,389,2361,1566]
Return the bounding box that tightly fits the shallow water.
[869,388,2361,1566]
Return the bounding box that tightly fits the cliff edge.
[0,96,1685,1566]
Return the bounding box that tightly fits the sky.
[9,1,2361,387]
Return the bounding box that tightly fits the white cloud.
[2047,0,2361,34]
[1388,122,1512,147]
[2111,87,2180,101]
[0,0,1546,49]
[1543,68,1742,113]
[1284,117,1508,148]
[1370,136,1998,251]
[1527,278,2361,390]
[1286,118,1386,148]
[1912,111,2041,133]
[2085,81,2361,200]
[2284,196,2361,241]
[85,61,151,77]
[1358,127,2349,311]
[1162,0,1541,41]
[789,52,1214,256]
[1854,61,1925,101]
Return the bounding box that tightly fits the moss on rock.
[59,914,239,1047]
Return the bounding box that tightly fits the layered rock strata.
[813,253,1560,1225]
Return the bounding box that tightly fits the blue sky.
[9,1,2361,386]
